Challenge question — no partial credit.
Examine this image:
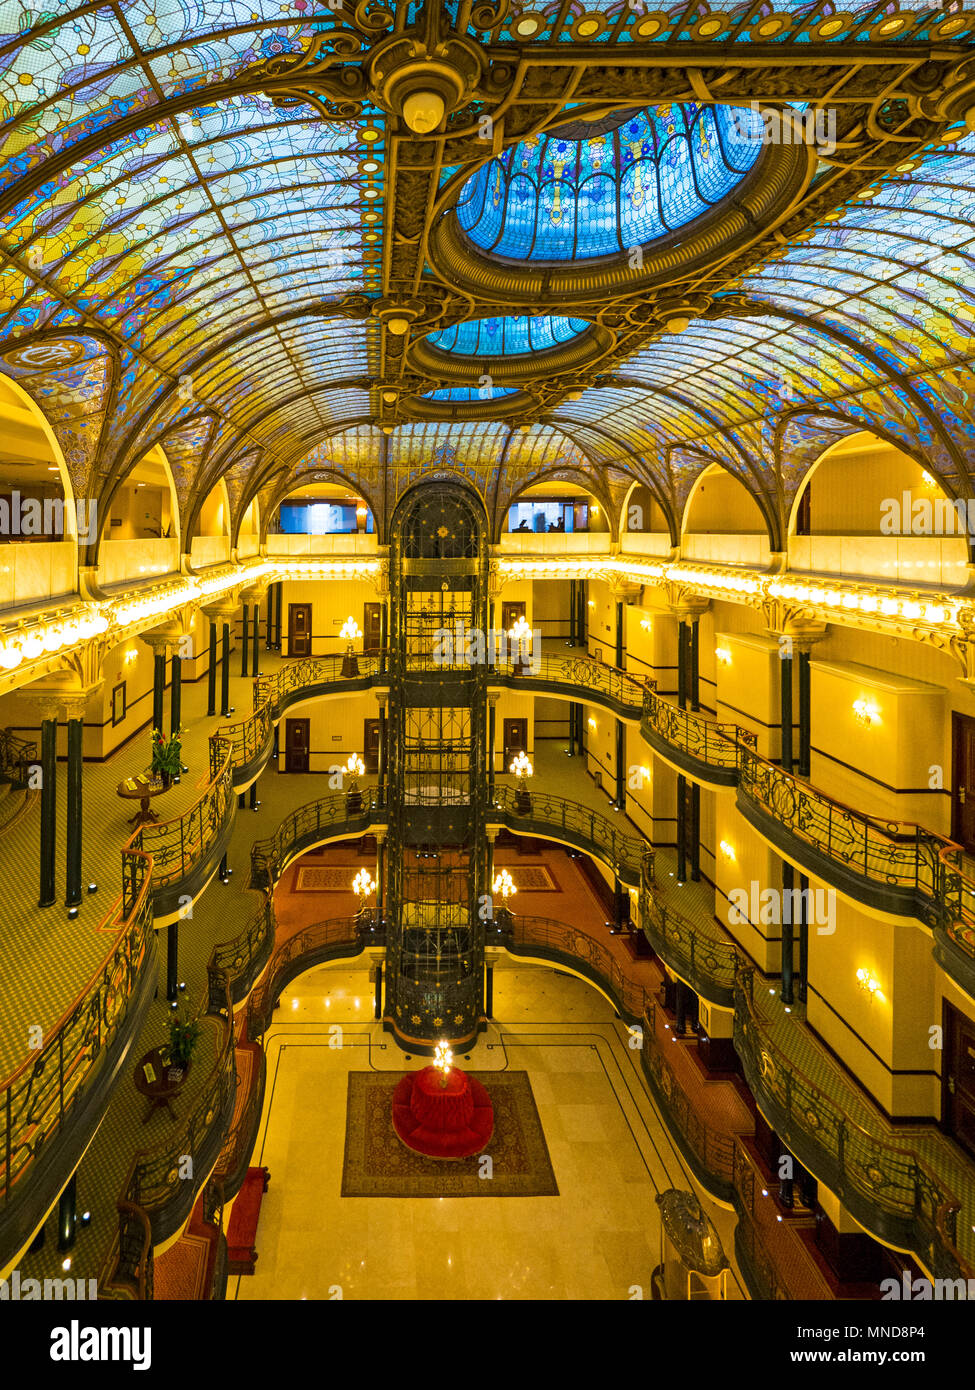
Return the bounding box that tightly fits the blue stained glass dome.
[455,104,764,262]
[426,315,589,356]
[421,386,520,402]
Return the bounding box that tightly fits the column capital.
[202,599,239,621]
[23,680,100,719]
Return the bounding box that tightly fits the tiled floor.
[233,961,748,1302]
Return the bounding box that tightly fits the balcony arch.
[94,444,181,589]
[188,477,231,570]
[681,462,773,569]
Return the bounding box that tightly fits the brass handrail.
[126,749,234,888]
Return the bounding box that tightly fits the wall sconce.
[125,648,138,664]
[715,646,732,665]
[921,470,936,488]
[852,698,880,727]
[587,716,597,729]
[856,968,884,1000]
[719,840,736,862]
[587,599,595,608]
[640,618,652,632]
[591,505,600,516]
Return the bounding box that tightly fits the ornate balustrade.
[100,1200,153,1301]
[129,750,236,916]
[253,653,384,719]
[250,790,387,890]
[638,873,738,1008]
[734,964,970,1281]
[246,917,368,1040]
[0,846,155,1267]
[207,893,276,1014]
[496,653,651,719]
[209,700,274,787]
[0,728,36,786]
[504,915,652,1021]
[489,784,651,888]
[737,748,946,925]
[640,690,754,786]
[116,982,237,1247]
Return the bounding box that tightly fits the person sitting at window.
[515,518,531,531]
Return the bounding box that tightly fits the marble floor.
[232,961,747,1301]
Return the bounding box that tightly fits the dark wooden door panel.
[288,603,312,657]
[285,717,310,773]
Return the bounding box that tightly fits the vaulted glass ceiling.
[0,0,973,545]
[455,105,764,261]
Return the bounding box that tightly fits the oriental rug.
[341,1070,558,1197]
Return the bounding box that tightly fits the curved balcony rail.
[118,982,237,1246]
[737,748,946,926]
[640,690,755,786]
[246,917,369,1040]
[638,880,738,1009]
[493,653,652,721]
[101,1200,153,1301]
[503,915,652,1022]
[489,785,651,888]
[253,653,385,720]
[0,847,155,1267]
[250,790,388,891]
[209,700,274,788]
[934,846,975,999]
[734,964,971,1281]
[207,893,275,1014]
[129,750,236,917]
[211,1041,267,1203]
[0,728,36,787]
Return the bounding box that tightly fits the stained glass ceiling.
[456,105,764,261]
[0,1,973,544]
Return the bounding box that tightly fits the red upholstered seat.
[226,1166,270,1275]
[391,1068,494,1158]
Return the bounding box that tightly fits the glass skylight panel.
[456,104,762,262]
[427,315,588,356]
[420,387,519,402]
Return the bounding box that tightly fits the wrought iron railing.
[0,846,153,1206]
[209,700,274,780]
[253,654,383,717]
[490,784,651,885]
[101,1200,154,1301]
[207,894,275,1013]
[506,915,652,1019]
[738,747,946,923]
[734,963,971,1280]
[129,750,235,889]
[498,653,651,714]
[246,917,366,1040]
[250,790,387,890]
[121,987,236,1222]
[638,874,738,1007]
[935,844,975,971]
[0,728,36,787]
[641,689,754,775]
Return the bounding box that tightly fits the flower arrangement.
[151,728,182,785]
[165,1010,200,1068]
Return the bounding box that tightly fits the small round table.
[117,773,169,827]
[134,1047,191,1123]
[392,1065,494,1159]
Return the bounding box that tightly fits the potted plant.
[164,1010,200,1081]
[151,728,182,788]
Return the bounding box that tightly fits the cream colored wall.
[531,579,571,642]
[0,541,75,611]
[280,580,383,657]
[585,578,617,666]
[282,691,384,774]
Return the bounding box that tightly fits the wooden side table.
[117,774,170,828]
[134,1046,191,1122]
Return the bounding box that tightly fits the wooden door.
[363,602,383,655]
[288,603,312,657]
[503,717,528,772]
[363,717,381,774]
[944,1001,975,1159]
[501,602,526,633]
[284,717,310,773]
[952,713,975,851]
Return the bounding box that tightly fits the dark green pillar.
[798,648,811,777]
[152,651,166,734]
[166,919,178,1002]
[170,652,182,745]
[488,700,496,797]
[690,782,701,882]
[65,715,82,909]
[676,774,687,883]
[240,603,249,677]
[615,600,624,668]
[677,620,688,710]
[207,622,217,717]
[379,602,388,675]
[568,579,577,646]
[275,582,284,649]
[690,620,700,711]
[252,603,260,676]
[614,719,625,808]
[797,872,809,1004]
[265,590,274,650]
[39,716,56,907]
[57,1173,77,1251]
[378,700,387,802]
[221,622,231,716]
[780,644,794,773]
[781,859,795,1005]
